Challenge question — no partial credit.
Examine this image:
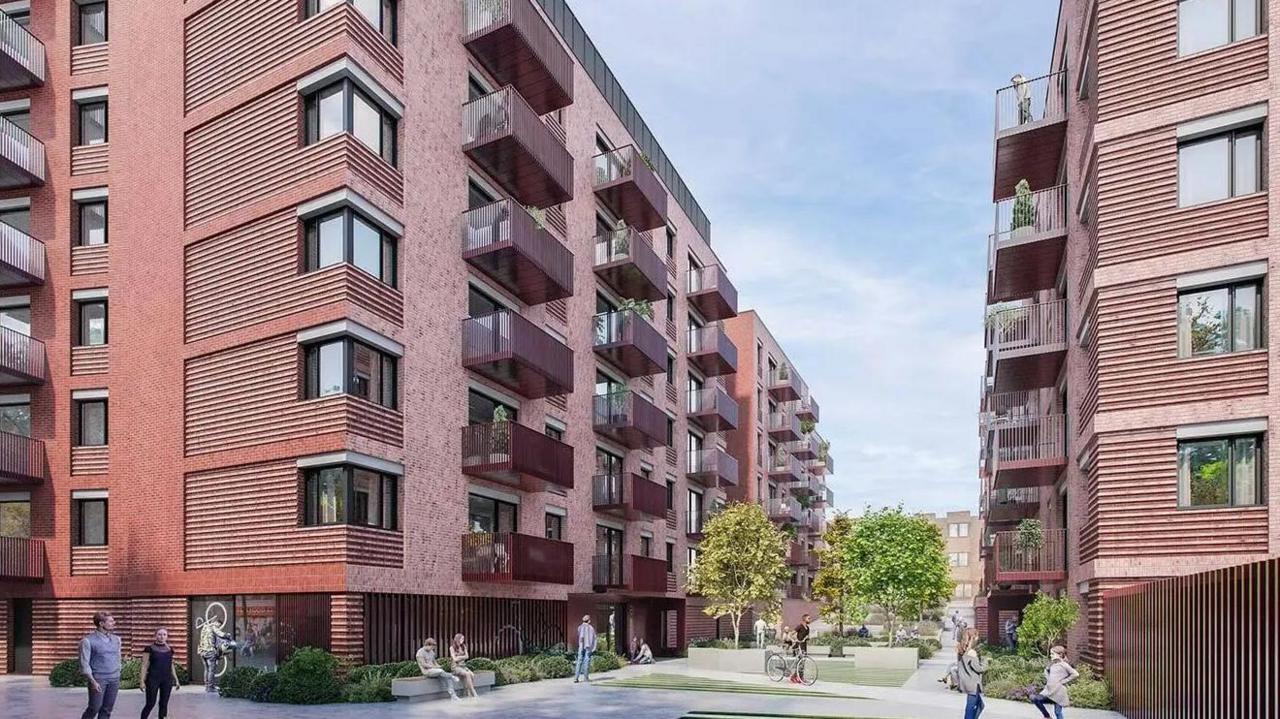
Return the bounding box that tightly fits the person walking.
[1030,646,1081,719]
[79,611,122,719]
[139,628,181,719]
[449,633,479,698]
[951,610,962,642]
[415,638,459,701]
[952,629,988,719]
[754,616,767,649]
[573,615,596,683]
[1005,617,1019,650]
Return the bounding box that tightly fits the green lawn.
[601,673,863,699]
[814,661,915,688]
[683,713,896,719]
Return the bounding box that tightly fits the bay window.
[303,465,398,530]
[304,79,397,166]
[304,206,397,286]
[303,337,398,409]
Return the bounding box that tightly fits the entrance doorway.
[9,599,32,674]
[594,603,625,654]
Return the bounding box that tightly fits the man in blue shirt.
[79,611,122,719]
[573,615,597,683]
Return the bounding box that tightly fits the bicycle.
[765,647,818,686]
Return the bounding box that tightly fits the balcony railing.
[987,487,1041,524]
[687,387,738,432]
[991,184,1067,250]
[461,200,573,305]
[593,145,668,231]
[687,323,737,377]
[462,310,574,398]
[687,447,738,487]
[790,435,819,461]
[0,221,43,288]
[0,430,43,483]
[461,421,574,490]
[767,365,806,402]
[0,115,44,189]
[795,396,819,422]
[0,326,44,385]
[592,472,667,519]
[461,532,574,584]
[784,585,807,600]
[992,413,1067,484]
[0,10,44,91]
[788,475,816,498]
[768,452,804,482]
[592,390,667,449]
[0,536,43,581]
[765,498,802,523]
[995,71,1067,136]
[593,228,666,301]
[991,66,1068,238]
[686,265,738,321]
[987,299,1067,393]
[592,310,666,377]
[462,86,572,209]
[461,0,573,115]
[994,528,1066,583]
[592,554,667,593]
[767,411,802,441]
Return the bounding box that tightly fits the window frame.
[1177,124,1264,207]
[76,1,108,46]
[73,398,108,447]
[74,497,108,547]
[76,100,108,146]
[544,512,563,540]
[1177,434,1265,509]
[1178,0,1261,56]
[303,206,398,287]
[76,200,108,247]
[303,336,399,409]
[75,299,108,347]
[303,79,398,166]
[302,464,399,530]
[1176,280,1264,358]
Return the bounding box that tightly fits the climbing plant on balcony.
[617,298,654,320]
[1010,179,1037,231]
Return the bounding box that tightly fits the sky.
[571,0,1060,516]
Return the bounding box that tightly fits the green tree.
[811,513,862,634]
[844,507,952,646]
[1017,592,1080,655]
[685,502,790,649]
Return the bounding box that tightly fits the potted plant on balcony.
[524,205,547,231]
[491,405,511,460]
[618,298,654,320]
[800,418,816,435]
[1015,518,1045,571]
[1009,179,1038,239]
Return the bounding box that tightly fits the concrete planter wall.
[686,647,769,674]
[851,646,918,669]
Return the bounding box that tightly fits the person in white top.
[415,638,459,701]
[573,615,597,683]
[754,617,768,648]
[635,638,654,665]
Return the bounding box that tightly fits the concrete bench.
[391,670,496,702]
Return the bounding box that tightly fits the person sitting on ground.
[635,638,654,665]
[449,633,479,698]
[415,638,459,701]
[856,624,871,639]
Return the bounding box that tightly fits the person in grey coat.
[1031,646,1081,719]
[79,611,122,719]
[952,629,988,719]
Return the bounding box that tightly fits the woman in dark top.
[140,628,181,719]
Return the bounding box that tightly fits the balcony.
[593,145,668,231]
[987,184,1067,303]
[765,498,801,524]
[0,327,44,385]
[986,487,1041,525]
[592,310,666,377]
[592,472,667,520]
[991,413,1067,490]
[993,71,1067,201]
[593,390,667,449]
[687,323,737,377]
[795,396,819,423]
[787,475,816,499]
[0,430,44,484]
[987,298,1066,393]
[0,536,43,581]
[593,554,668,594]
[767,411,802,441]
[461,421,575,491]
[687,387,738,432]
[784,585,807,600]
[461,532,574,585]
[462,310,574,398]
[787,541,808,567]
[808,445,833,475]
[0,115,44,190]
[461,0,573,115]
[461,200,573,305]
[463,87,572,209]
[0,11,43,92]
[767,365,806,402]
[790,435,819,461]
[686,265,738,321]
[0,222,43,288]
[687,447,738,488]
[993,528,1066,584]
[768,452,804,484]
[593,228,666,301]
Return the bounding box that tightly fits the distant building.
[920,511,981,605]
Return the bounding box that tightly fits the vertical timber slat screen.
[363,594,567,664]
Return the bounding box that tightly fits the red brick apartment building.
[978,0,1280,668]
[0,0,830,678]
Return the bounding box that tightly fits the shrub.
[343,669,395,703]
[982,655,1113,710]
[49,659,89,688]
[218,666,262,699]
[494,657,538,686]
[898,638,941,660]
[589,652,624,673]
[175,663,191,684]
[464,657,497,672]
[688,637,736,649]
[865,613,886,625]
[248,671,279,703]
[118,658,142,690]
[272,647,343,705]
[532,654,573,679]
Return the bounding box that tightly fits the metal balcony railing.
[995,71,1066,135]
[0,114,44,186]
[461,199,574,305]
[991,184,1067,248]
[994,528,1066,582]
[593,145,668,230]
[0,535,42,580]
[986,299,1067,354]
[461,0,573,115]
[0,9,44,89]
[460,532,574,584]
[994,413,1066,466]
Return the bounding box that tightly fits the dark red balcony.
[0,327,44,385]
[0,114,44,190]
[592,310,666,378]
[463,86,572,209]
[765,498,801,524]
[687,387,738,432]
[768,452,804,484]
[787,541,808,567]
[686,265,738,321]
[991,413,1067,490]
[0,12,42,92]
[0,536,43,581]
[987,184,1067,303]
[987,298,1067,393]
[767,365,805,402]
[0,430,44,484]
[687,323,737,377]
[593,391,667,449]
[593,554,668,594]
[461,0,573,115]
[790,436,819,461]
[795,396,819,423]
[593,145,668,231]
[0,223,43,288]
[593,228,666,301]
[787,475,816,499]
[461,421,574,491]
[461,532,573,585]
[461,199,573,305]
[767,411,801,441]
[592,472,667,520]
[986,487,1041,525]
[462,310,573,398]
[687,448,738,488]
[993,71,1067,202]
[993,528,1066,584]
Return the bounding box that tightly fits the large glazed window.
[303,337,398,409]
[1177,435,1262,507]
[74,399,107,447]
[1178,0,1259,55]
[1178,125,1262,206]
[303,80,397,166]
[1177,281,1262,357]
[467,493,516,533]
[74,498,108,546]
[303,207,397,287]
[76,101,108,146]
[306,0,396,45]
[0,496,29,538]
[77,1,108,45]
[303,465,398,529]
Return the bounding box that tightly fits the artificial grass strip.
[684,714,896,719]
[813,661,915,688]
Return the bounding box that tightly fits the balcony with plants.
[593,227,667,301]
[593,145,668,231]
[768,448,805,484]
[992,71,1066,202]
[993,521,1066,584]
[461,531,574,585]
[767,410,802,441]
[461,199,574,305]
[462,86,573,209]
[987,180,1067,303]
[767,363,806,402]
[592,305,667,378]
[460,412,575,491]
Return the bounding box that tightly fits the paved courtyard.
[0,662,1126,719]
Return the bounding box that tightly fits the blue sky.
[572,0,1060,515]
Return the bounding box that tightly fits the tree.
[811,513,861,635]
[844,506,952,646]
[685,502,790,649]
[1017,592,1080,655]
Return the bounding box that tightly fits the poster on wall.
[235,595,278,673]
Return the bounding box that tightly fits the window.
[640,535,652,557]
[687,490,704,533]
[468,389,516,425]
[665,417,675,446]
[1178,435,1262,507]
[76,300,107,347]
[0,495,29,537]
[5,8,28,26]
[77,101,108,146]
[687,546,699,569]
[1,110,29,133]
[665,541,674,571]
[948,523,969,538]
[948,552,969,567]
[544,512,563,540]
[666,290,675,322]
[595,447,623,478]
[1178,126,1262,206]
[665,480,674,510]
[74,497,108,546]
[303,465,398,529]
[77,1,108,45]
[1178,0,1259,55]
[303,337,398,409]
[665,228,675,258]
[74,398,107,447]
[468,493,516,533]
[304,207,397,286]
[1177,281,1262,357]
[76,200,107,246]
[304,80,397,165]
[666,353,676,386]
[306,0,396,45]
[0,205,29,235]
[0,397,30,437]
[544,425,563,442]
